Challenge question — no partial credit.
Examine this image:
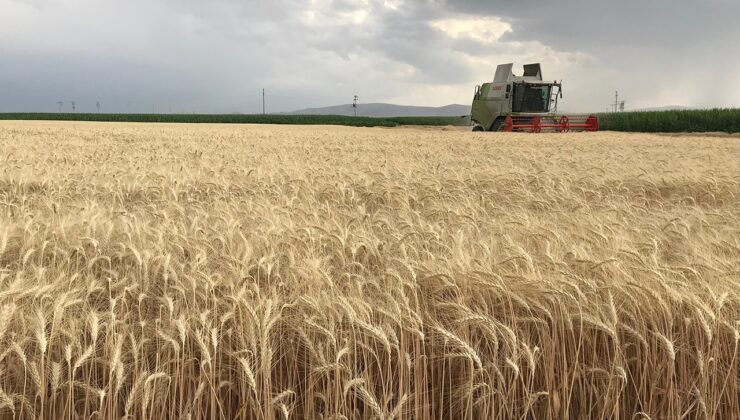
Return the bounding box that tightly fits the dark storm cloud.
[0,0,737,113]
[442,0,738,49]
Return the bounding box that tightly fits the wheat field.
[0,121,738,419]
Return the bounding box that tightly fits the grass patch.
[0,112,470,127]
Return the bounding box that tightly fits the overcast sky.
[1,0,738,113]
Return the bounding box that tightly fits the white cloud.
[382,0,402,11]
[430,17,511,44]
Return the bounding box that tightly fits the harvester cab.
[470,63,598,132]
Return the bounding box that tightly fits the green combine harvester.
[470,63,599,132]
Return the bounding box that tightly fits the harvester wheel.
[491,118,504,132]
[472,125,485,132]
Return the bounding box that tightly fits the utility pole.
[70,101,76,113]
[262,88,265,115]
[613,91,619,113]
[57,101,63,113]
[96,101,100,113]
[609,91,626,112]
[353,95,359,117]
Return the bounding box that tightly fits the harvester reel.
[559,115,570,132]
[502,114,599,132]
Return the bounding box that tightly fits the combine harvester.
[470,63,599,132]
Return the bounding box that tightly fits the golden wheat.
[0,121,738,419]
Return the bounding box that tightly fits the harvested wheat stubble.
[0,121,738,419]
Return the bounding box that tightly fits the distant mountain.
[632,105,693,112]
[283,103,470,117]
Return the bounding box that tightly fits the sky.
[1,0,738,113]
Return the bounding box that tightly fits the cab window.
[512,84,551,112]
